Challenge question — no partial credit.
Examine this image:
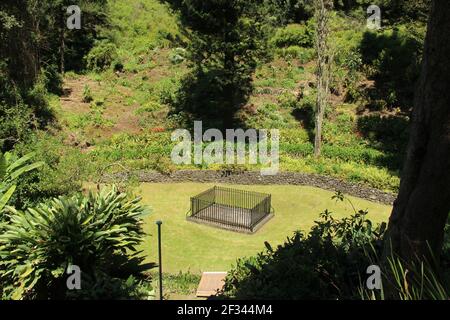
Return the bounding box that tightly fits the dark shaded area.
[383,0,450,272]
[291,104,315,143]
[359,28,424,112]
[356,114,409,169]
[169,68,251,131]
[219,207,386,300]
[219,200,450,300]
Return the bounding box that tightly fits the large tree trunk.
[384,0,450,265]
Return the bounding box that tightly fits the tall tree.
[385,0,450,265]
[29,0,108,74]
[0,0,107,150]
[163,0,270,130]
[313,0,333,157]
[0,0,41,150]
[0,0,39,90]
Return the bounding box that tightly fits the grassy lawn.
[139,183,392,274]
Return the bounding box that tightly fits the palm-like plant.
[0,152,43,212]
[0,186,150,299]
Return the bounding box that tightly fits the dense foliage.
[0,153,43,212]
[0,186,150,299]
[221,193,386,299]
[1,0,430,196]
[222,194,450,300]
[0,0,107,151]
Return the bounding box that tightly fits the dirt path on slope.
[60,75,143,140]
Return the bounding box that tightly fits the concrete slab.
[196,272,228,297]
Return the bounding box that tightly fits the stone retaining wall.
[107,170,397,205]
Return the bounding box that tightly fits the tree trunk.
[384,0,450,265]
[223,50,236,131]
[60,13,65,75]
[314,0,332,158]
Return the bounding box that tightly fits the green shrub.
[254,103,288,128]
[82,85,94,103]
[357,114,409,153]
[322,114,359,146]
[135,101,163,115]
[0,186,150,300]
[221,193,386,299]
[277,46,315,63]
[271,23,314,48]
[0,152,43,213]
[169,47,187,65]
[152,155,176,175]
[0,102,31,151]
[279,128,310,144]
[277,92,299,110]
[158,77,181,106]
[11,135,86,209]
[86,41,119,72]
[67,274,154,300]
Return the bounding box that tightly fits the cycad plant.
[0,186,151,299]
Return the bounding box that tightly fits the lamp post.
[156,220,163,300]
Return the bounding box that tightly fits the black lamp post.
[156,220,163,300]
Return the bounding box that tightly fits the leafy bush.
[0,101,31,151]
[277,92,299,110]
[357,114,409,153]
[82,85,94,103]
[0,152,43,213]
[67,274,154,300]
[11,135,86,209]
[271,23,314,48]
[86,41,119,72]
[221,193,386,299]
[280,128,310,144]
[277,46,315,63]
[135,101,163,115]
[0,67,56,151]
[152,155,176,175]
[169,47,187,65]
[0,186,150,300]
[158,77,181,106]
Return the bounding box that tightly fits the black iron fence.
[188,186,273,232]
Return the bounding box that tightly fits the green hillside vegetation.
[5,0,427,205]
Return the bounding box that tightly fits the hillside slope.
[44,0,424,193]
